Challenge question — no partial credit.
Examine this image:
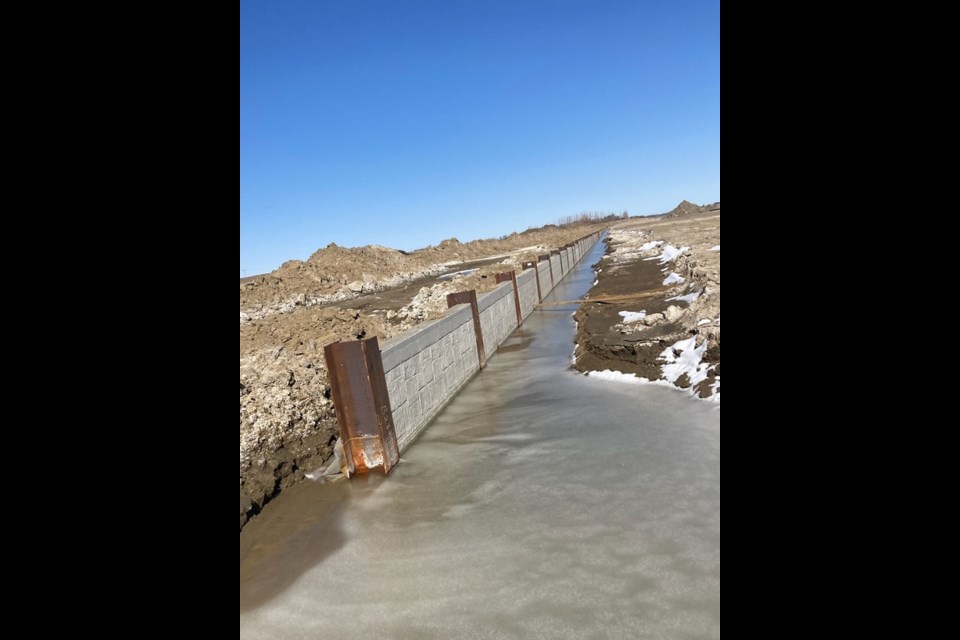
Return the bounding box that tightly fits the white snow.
[660,244,689,263]
[710,245,720,251]
[585,369,712,397]
[659,337,710,386]
[709,377,721,402]
[638,241,663,252]
[698,318,711,326]
[667,290,700,304]
[592,279,598,286]
[584,336,720,403]
[618,310,647,323]
[645,244,689,264]
[588,370,646,385]
[663,272,685,285]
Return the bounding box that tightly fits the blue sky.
[240,0,720,276]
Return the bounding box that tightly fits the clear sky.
[240,0,720,276]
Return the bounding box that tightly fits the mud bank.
[573,205,720,400]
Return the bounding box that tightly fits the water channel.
[240,238,720,639]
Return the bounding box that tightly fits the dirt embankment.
[240,223,605,531]
[574,203,720,399]
[240,226,600,324]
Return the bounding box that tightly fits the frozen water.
[240,238,720,639]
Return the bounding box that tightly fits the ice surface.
[241,237,720,639]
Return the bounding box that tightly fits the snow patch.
[585,370,700,393]
[710,245,720,251]
[663,272,685,285]
[667,290,700,304]
[645,244,688,264]
[709,377,721,403]
[588,370,647,385]
[660,245,689,263]
[618,310,647,323]
[659,337,710,386]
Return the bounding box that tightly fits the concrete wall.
[377,232,603,453]
[478,282,517,360]
[537,260,552,292]
[549,254,561,285]
[517,268,539,318]
[381,304,479,451]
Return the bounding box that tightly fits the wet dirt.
[573,204,720,399]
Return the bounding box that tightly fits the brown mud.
[573,203,720,399]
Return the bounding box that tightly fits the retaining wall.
[381,304,479,451]
[375,231,603,453]
[478,282,517,360]
[517,268,538,319]
[549,254,561,286]
[537,260,551,293]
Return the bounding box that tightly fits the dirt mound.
[665,200,705,218]
[240,223,607,324]
[240,243,436,318]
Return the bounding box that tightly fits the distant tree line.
[556,211,629,227]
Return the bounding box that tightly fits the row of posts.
[323,231,602,476]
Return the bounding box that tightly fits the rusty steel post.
[522,261,542,302]
[447,290,486,369]
[323,337,400,476]
[495,270,523,326]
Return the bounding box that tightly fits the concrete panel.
[550,255,561,283]
[380,303,473,372]
[479,290,516,360]
[517,269,538,319]
[537,261,551,295]
[370,234,603,454]
[477,281,513,313]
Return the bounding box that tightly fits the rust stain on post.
[323,337,400,476]
[523,261,542,302]
[447,290,486,368]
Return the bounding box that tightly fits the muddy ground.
[574,201,720,398]
[240,222,606,531]
[240,225,603,324]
